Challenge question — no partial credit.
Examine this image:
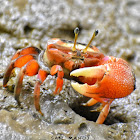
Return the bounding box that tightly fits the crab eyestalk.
[83,30,98,53]
[72,27,79,51]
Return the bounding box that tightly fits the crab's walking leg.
[14,67,25,105]
[82,98,98,106]
[96,99,114,124]
[11,46,41,60]
[14,59,39,105]
[3,47,40,87]
[50,65,64,94]
[34,69,48,116]
[3,61,15,87]
[3,54,35,87]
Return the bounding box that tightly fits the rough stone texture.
[0,0,140,139]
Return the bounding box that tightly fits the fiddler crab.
[3,27,136,124]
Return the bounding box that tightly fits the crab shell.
[43,38,104,77]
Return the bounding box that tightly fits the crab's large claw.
[70,56,136,124]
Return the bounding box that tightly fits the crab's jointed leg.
[96,99,114,124]
[3,47,40,87]
[3,61,15,88]
[14,59,40,105]
[11,46,41,60]
[81,98,98,106]
[50,65,64,94]
[3,46,41,107]
[14,67,25,105]
[34,69,48,116]
[3,54,36,87]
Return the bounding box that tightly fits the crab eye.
[95,30,99,36]
[74,27,79,34]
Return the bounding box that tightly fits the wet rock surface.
[0,0,140,139]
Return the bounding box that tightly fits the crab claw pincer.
[70,56,136,124]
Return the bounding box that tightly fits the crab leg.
[34,69,48,116]
[3,61,15,87]
[82,98,98,106]
[50,65,64,94]
[14,67,25,105]
[11,46,41,60]
[96,99,114,124]
[3,46,40,87]
[3,54,35,87]
[14,59,39,105]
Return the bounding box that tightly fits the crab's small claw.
[50,65,64,94]
[71,56,136,124]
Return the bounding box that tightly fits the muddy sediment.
[0,0,140,139]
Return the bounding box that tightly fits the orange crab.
[3,27,135,124]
